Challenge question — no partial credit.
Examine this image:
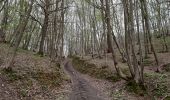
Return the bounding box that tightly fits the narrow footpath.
[64,61,106,100]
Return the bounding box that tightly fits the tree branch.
[30,15,42,27]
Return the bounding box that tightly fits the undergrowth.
[144,72,169,98]
[125,72,169,98]
[112,88,126,100]
[125,80,147,96]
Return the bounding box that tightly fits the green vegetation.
[143,58,153,66]
[112,89,126,100]
[145,72,169,98]
[125,80,146,96]
[122,68,131,76]
[72,56,121,82]
[124,72,169,98]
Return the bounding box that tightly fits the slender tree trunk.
[38,0,50,56]
[105,0,127,80]
[7,0,33,70]
[140,0,159,71]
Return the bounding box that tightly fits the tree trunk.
[7,0,33,70]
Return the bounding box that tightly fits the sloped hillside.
[0,43,71,100]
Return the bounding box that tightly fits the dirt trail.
[64,61,106,100]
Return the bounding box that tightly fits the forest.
[0,0,170,100]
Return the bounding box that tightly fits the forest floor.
[0,75,20,100]
[0,42,170,100]
[0,43,71,100]
[72,52,170,100]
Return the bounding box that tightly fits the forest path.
[64,60,106,100]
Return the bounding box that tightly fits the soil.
[64,60,109,100]
[0,76,20,100]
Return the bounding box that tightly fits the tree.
[6,0,34,71]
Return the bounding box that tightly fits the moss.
[125,80,147,96]
[122,68,131,76]
[72,56,120,83]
